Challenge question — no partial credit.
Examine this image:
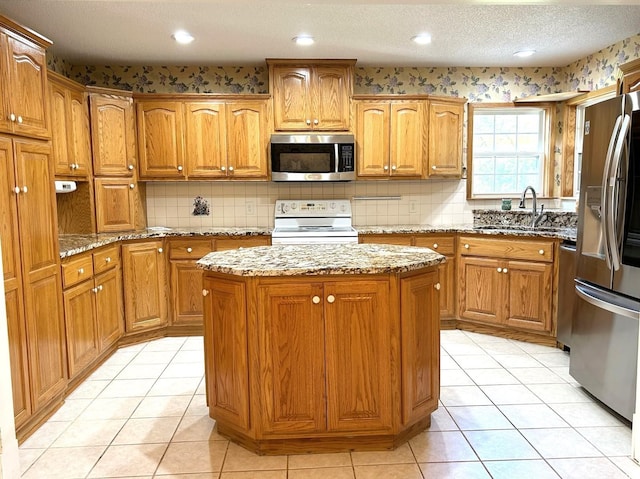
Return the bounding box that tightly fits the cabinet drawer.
[169,239,214,260]
[214,236,271,251]
[458,236,554,262]
[62,254,94,288]
[414,236,455,255]
[359,234,413,246]
[93,246,120,274]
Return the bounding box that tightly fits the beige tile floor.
[18,330,640,478]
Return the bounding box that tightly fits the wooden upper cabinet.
[0,19,51,139]
[620,58,640,94]
[137,101,185,178]
[427,98,465,178]
[49,72,91,178]
[184,102,227,178]
[137,95,270,180]
[268,60,355,131]
[226,101,268,178]
[89,90,136,177]
[355,99,425,178]
[94,178,137,232]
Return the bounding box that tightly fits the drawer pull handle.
[327,295,335,304]
[202,289,209,296]
[312,295,321,304]
[186,247,193,253]
[105,257,111,263]
[464,244,470,249]
[503,268,508,274]
[434,283,441,290]
[78,268,84,274]
[497,267,502,273]
[539,249,545,255]
[433,243,438,249]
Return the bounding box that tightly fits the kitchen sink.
[473,224,563,232]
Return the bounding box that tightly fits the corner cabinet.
[267,59,355,131]
[202,267,440,454]
[135,95,270,180]
[353,95,465,179]
[458,235,557,335]
[0,16,51,139]
[48,72,91,178]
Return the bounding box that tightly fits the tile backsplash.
[145,180,571,229]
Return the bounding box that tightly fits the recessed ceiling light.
[293,35,314,46]
[411,34,431,45]
[513,50,536,58]
[172,30,194,45]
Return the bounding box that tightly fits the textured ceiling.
[1,0,639,67]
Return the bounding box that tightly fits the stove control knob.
[282,203,290,213]
[291,202,297,210]
[329,202,336,210]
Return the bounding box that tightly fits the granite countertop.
[196,243,446,276]
[58,224,577,258]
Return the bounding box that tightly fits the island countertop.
[196,243,446,276]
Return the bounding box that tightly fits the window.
[468,103,553,198]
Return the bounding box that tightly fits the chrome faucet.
[518,185,545,227]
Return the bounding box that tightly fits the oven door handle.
[600,115,623,271]
[575,279,640,320]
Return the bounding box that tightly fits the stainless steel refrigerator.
[572,90,640,422]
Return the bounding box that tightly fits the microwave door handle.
[334,144,339,172]
[600,114,623,271]
[607,114,631,271]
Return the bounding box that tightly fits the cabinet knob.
[432,165,437,170]
[186,247,193,253]
[22,186,27,193]
[177,165,183,172]
[69,164,76,170]
[313,119,319,125]
[539,249,545,255]
[306,119,311,125]
[221,166,226,171]
[105,257,111,263]
[503,268,508,274]
[391,165,397,171]
[228,166,234,172]
[434,283,441,291]
[129,184,135,189]
[78,268,84,274]
[17,116,22,124]
[497,267,502,273]
[98,285,103,292]
[158,248,163,253]
[202,289,209,296]
[327,295,335,304]
[464,244,470,249]
[383,165,389,171]
[312,295,321,304]
[128,164,134,170]
[9,113,15,122]
[13,186,20,194]
[92,287,98,293]
[433,243,438,249]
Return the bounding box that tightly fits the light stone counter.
[196,243,445,276]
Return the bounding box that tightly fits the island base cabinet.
[203,269,440,454]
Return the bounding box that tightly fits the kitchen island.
[197,243,445,454]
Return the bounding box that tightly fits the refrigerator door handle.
[575,280,640,320]
[607,113,630,271]
[600,115,623,270]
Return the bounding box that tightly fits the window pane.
[474,115,494,134]
[518,114,540,133]
[495,115,517,133]
[496,157,517,175]
[474,175,495,194]
[495,134,516,152]
[473,134,494,153]
[474,156,495,174]
[517,134,539,152]
[517,175,541,191]
[495,175,517,193]
[518,156,540,174]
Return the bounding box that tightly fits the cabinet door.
[94,178,136,232]
[49,81,71,175]
[0,33,11,134]
[390,102,425,177]
[325,280,392,432]
[122,241,168,332]
[203,276,249,431]
[170,260,204,326]
[5,36,49,139]
[90,94,136,176]
[95,267,124,350]
[428,100,463,177]
[136,101,185,178]
[185,102,227,178]
[63,279,98,379]
[438,256,457,319]
[226,101,268,178]
[458,256,504,324]
[68,88,91,177]
[5,285,31,428]
[504,260,553,333]
[257,282,326,435]
[312,66,350,130]
[0,137,21,286]
[355,102,390,177]
[401,270,440,425]
[271,67,312,131]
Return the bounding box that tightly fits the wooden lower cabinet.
[122,241,168,333]
[203,268,440,453]
[5,284,31,428]
[458,235,556,335]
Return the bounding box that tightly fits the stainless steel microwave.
[270,134,355,181]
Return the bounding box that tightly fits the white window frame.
[467,102,554,199]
